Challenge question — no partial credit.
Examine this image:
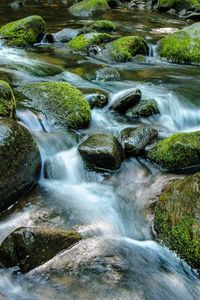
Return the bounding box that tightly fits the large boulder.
[125,100,159,119]
[121,126,158,156]
[15,82,91,129]
[78,134,123,171]
[0,15,45,47]
[148,131,200,170]
[0,80,16,118]
[102,36,148,63]
[0,118,41,212]
[158,22,200,64]
[154,172,200,271]
[109,89,142,114]
[68,0,110,17]
[0,227,81,273]
[67,32,114,53]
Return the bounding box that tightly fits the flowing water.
[0,1,200,299]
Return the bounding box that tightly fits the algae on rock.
[69,0,109,17]
[0,80,16,118]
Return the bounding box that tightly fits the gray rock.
[126,100,159,119]
[109,89,141,114]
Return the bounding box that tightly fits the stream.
[0,1,200,299]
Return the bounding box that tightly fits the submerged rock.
[121,126,158,156]
[15,82,91,129]
[68,0,110,17]
[148,131,200,170]
[94,66,120,81]
[109,89,142,114]
[125,100,159,119]
[78,134,123,171]
[102,36,148,63]
[67,32,114,53]
[81,20,116,33]
[0,15,45,47]
[158,22,200,64]
[0,118,41,212]
[85,93,108,109]
[0,80,16,118]
[154,172,200,271]
[0,227,81,273]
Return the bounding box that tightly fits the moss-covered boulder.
[81,20,116,33]
[158,0,200,11]
[0,118,41,212]
[78,134,123,171]
[0,81,16,118]
[0,227,81,273]
[125,100,159,119]
[109,89,142,114]
[103,36,148,63]
[158,0,175,10]
[67,32,114,53]
[15,82,91,129]
[148,131,200,170]
[0,15,45,47]
[158,22,200,64]
[121,126,158,156]
[69,0,110,17]
[154,172,200,271]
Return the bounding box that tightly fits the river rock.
[0,15,45,47]
[94,66,120,81]
[53,28,80,43]
[148,131,200,170]
[85,93,108,109]
[68,0,110,17]
[78,134,123,171]
[0,118,41,212]
[81,20,116,33]
[158,0,200,11]
[101,36,148,63]
[109,89,142,114]
[0,227,81,273]
[154,172,200,271]
[158,22,200,64]
[125,100,159,119]
[15,82,91,129]
[0,80,16,118]
[67,32,114,53]
[121,126,158,156]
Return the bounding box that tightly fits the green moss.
[0,15,45,47]
[69,0,109,17]
[155,173,200,270]
[158,0,175,9]
[82,20,116,33]
[175,0,200,11]
[68,32,114,52]
[107,36,148,63]
[0,80,16,118]
[16,82,91,129]
[158,23,200,64]
[148,131,200,169]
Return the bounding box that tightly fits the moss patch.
[0,15,45,47]
[69,0,109,17]
[68,32,114,52]
[154,172,200,270]
[148,131,200,170]
[0,80,16,118]
[16,82,91,129]
[82,20,116,33]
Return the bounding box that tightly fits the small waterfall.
[148,43,157,57]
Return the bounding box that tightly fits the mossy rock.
[154,172,200,271]
[103,36,148,63]
[0,80,16,118]
[0,227,81,273]
[158,22,200,64]
[15,82,91,129]
[158,0,175,10]
[125,100,159,119]
[81,20,116,33]
[0,15,45,47]
[121,126,158,156]
[158,0,200,11]
[0,118,41,212]
[67,32,114,53]
[68,0,110,17]
[78,133,124,171]
[148,131,200,170]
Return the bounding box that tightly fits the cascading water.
[0,3,200,300]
